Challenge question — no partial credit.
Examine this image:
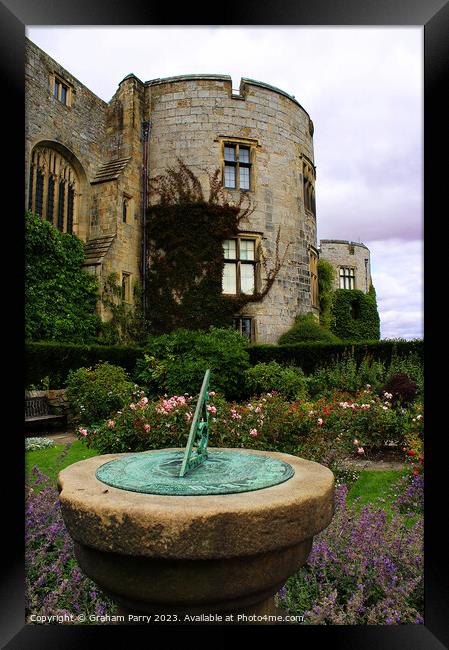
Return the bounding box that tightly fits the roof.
[91,157,131,184]
[83,235,115,266]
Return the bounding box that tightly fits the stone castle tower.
[25,38,320,344]
[319,240,372,293]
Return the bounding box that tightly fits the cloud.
[366,239,423,340]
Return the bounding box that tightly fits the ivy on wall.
[145,160,289,335]
[331,287,380,341]
[25,211,100,343]
[317,258,336,330]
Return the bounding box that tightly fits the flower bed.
[278,481,424,624]
[26,467,116,623]
[78,387,423,468]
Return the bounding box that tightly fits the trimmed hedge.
[248,340,423,375]
[26,342,144,389]
[26,339,423,389]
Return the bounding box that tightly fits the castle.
[25,38,371,344]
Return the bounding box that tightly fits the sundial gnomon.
[96,370,295,495]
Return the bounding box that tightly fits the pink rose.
[249,429,258,437]
[79,428,88,437]
[107,420,115,429]
[144,424,151,432]
[317,418,324,426]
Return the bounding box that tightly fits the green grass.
[26,440,98,488]
[348,469,405,518]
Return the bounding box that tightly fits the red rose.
[407,450,416,456]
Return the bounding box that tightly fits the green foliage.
[97,273,146,346]
[25,211,100,343]
[248,340,423,375]
[331,288,380,341]
[245,361,307,400]
[134,327,250,400]
[25,341,144,389]
[306,355,387,398]
[278,313,340,345]
[66,362,136,425]
[317,258,336,329]
[387,352,424,399]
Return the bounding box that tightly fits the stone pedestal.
[58,448,334,623]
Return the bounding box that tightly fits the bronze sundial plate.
[95,449,294,496]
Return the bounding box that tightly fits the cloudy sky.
[26,26,423,340]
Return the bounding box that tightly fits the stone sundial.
[95,369,295,496]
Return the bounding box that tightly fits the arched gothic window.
[28,146,78,234]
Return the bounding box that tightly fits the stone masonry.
[319,240,372,293]
[25,38,321,343]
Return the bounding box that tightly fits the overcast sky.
[26,26,423,340]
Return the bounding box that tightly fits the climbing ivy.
[25,211,100,343]
[145,160,289,335]
[317,258,336,330]
[331,288,380,341]
[98,273,147,345]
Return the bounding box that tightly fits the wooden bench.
[25,396,67,434]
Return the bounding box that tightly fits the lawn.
[26,440,98,487]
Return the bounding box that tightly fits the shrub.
[280,484,423,624]
[306,356,386,398]
[381,373,418,407]
[81,388,412,457]
[25,437,55,452]
[134,327,250,400]
[66,362,136,425]
[244,362,308,400]
[387,353,423,399]
[278,313,340,345]
[25,211,100,343]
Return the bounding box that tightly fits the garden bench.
[25,396,67,434]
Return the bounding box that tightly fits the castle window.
[121,272,131,303]
[46,176,55,223]
[309,249,319,308]
[122,198,128,223]
[29,145,79,234]
[223,142,252,191]
[339,267,355,290]
[233,317,254,342]
[53,75,71,106]
[222,236,257,295]
[35,169,44,217]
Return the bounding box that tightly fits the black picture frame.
[1,0,446,647]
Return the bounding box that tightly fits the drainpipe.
[141,120,151,321]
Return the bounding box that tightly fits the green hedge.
[248,340,423,375]
[25,342,144,388]
[26,339,424,389]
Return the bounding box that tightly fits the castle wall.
[319,240,372,293]
[144,75,318,343]
[25,38,320,343]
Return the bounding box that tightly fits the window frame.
[220,137,257,192]
[339,266,356,290]
[309,248,319,308]
[232,316,255,343]
[222,235,260,297]
[52,73,72,107]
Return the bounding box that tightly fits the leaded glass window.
[222,237,257,296]
[339,267,355,290]
[28,146,79,234]
[223,142,252,190]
